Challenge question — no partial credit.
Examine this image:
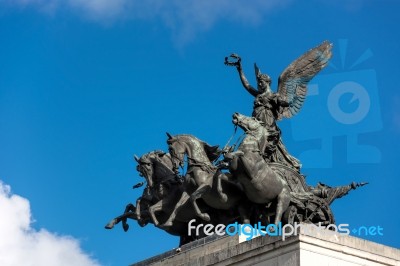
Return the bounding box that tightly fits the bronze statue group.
[106,41,366,245]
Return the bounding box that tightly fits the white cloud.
[0,181,100,266]
[149,0,292,45]
[0,0,292,44]
[68,0,130,20]
[0,0,59,14]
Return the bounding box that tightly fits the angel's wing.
[277,41,332,120]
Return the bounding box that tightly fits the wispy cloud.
[149,0,292,45]
[0,181,100,266]
[0,0,292,44]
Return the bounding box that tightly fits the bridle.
[139,154,182,188]
[235,116,267,155]
[168,139,188,175]
[169,137,215,175]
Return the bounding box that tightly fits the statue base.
[131,224,400,266]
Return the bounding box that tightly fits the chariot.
[270,163,335,226]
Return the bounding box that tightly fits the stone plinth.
[132,225,400,266]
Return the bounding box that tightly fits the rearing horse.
[105,150,205,246]
[226,113,291,227]
[163,134,249,226]
[137,151,210,228]
[105,151,178,232]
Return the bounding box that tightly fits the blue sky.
[0,0,399,265]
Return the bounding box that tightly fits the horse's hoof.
[105,219,116,229]
[201,214,211,222]
[138,220,146,227]
[123,224,129,232]
[105,224,113,229]
[160,222,172,228]
[220,193,228,203]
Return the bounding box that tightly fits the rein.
[187,156,217,174]
[221,125,238,153]
[218,125,245,158]
[170,139,216,175]
[169,143,188,177]
[236,121,267,156]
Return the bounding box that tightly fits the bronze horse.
[163,134,250,226]
[226,113,292,227]
[105,151,204,245]
[135,151,206,227]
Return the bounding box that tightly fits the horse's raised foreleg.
[135,198,150,227]
[162,191,190,227]
[216,172,241,203]
[190,184,212,221]
[135,198,142,220]
[105,203,137,231]
[148,200,163,226]
[224,151,243,171]
[273,186,291,227]
[121,203,136,231]
[105,217,121,230]
[216,172,228,203]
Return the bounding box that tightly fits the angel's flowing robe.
[252,92,301,171]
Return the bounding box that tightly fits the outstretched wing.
[277,41,332,120]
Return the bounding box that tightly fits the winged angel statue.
[225,41,332,172]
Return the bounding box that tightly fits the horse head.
[232,112,277,157]
[232,112,264,133]
[135,153,154,187]
[166,133,186,174]
[136,150,174,188]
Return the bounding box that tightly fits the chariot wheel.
[303,197,335,226]
[282,205,303,225]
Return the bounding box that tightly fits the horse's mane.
[142,151,176,186]
[175,134,220,162]
[150,151,174,173]
[202,142,220,161]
